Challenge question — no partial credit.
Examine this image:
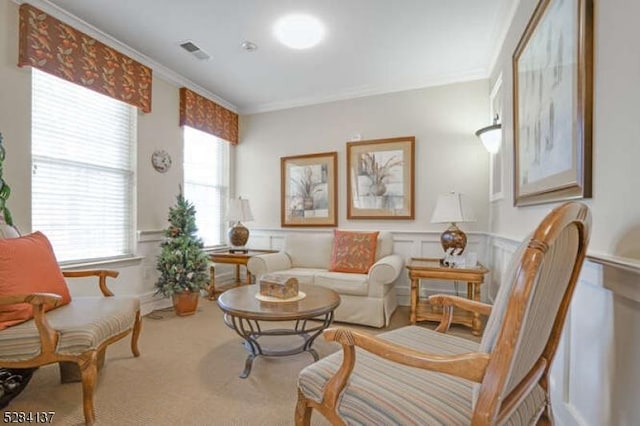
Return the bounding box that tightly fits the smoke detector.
[241,41,258,52]
[179,41,211,60]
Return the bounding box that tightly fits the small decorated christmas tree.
[155,189,209,298]
[0,133,14,226]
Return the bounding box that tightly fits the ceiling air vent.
[179,41,211,60]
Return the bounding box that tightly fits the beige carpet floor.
[5,300,478,425]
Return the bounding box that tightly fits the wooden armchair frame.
[0,270,142,425]
[296,202,591,425]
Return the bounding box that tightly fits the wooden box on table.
[259,275,299,299]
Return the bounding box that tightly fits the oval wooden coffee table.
[217,284,340,378]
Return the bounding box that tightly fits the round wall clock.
[151,150,172,173]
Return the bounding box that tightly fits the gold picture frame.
[281,152,337,227]
[513,0,593,206]
[347,137,415,219]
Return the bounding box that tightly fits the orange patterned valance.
[18,4,152,113]
[179,88,238,145]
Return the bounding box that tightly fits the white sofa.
[247,231,404,328]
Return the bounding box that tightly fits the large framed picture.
[281,152,337,227]
[347,137,415,219]
[513,0,593,206]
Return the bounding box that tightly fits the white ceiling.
[42,0,516,114]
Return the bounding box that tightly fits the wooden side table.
[208,250,277,300]
[406,257,489,336]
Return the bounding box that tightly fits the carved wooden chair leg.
[131,311,142,357]
[295,388,312,426]
[79,352,98,426]
[59,349,106,384]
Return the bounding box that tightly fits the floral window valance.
[179,88,238,145]
[18,3,152,113]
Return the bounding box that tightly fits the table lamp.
[226,197,254,253]
[430,192,476,254]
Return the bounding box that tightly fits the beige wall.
[0,1,184,235]
[0,1,186,311]
[0,0,32,232]
[489,0,640,260]
[238,80,491,235]
[489,1,640,424]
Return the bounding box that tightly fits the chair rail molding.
[487,234,640,426]
[253,227,640,425]
[249,228,490,306]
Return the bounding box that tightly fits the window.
[183,126,230,247]
[31,69,136,263]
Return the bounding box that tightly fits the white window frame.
[182,126,230,248]
[31,69,136,264]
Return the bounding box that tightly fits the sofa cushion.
[0,296,139,361]
[262,268,326,285]
[0,232,72,330]
[284,233,334,268]
[314,272,369,296]
[329,230,379,273]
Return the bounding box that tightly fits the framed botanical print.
[281,152,337,227]
[347,137,415,219]
[513,0,593,206]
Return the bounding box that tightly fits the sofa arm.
[367,254,404,297]
[368,254,404,284]
[247,252,292,278]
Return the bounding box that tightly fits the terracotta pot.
[172,291,200,316]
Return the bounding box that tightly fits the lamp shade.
[430,192,476,224]
[475,123,502,154]
[226,197,254,222]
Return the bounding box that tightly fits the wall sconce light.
[475,114,502,154]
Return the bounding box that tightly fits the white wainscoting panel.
[488,235,640,426]
[249,228,488,307]
[136,229,170,313]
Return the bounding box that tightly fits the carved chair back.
[473,202,591,424]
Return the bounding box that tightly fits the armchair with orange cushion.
[0,225,142,425]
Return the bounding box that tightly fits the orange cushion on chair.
[0,231,71,330]
[329,230,379,274]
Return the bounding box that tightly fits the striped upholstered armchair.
[0,223,142,425]
[296,202,591,425]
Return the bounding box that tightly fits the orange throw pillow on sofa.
[329,230,379,274]
[0,231,71,330]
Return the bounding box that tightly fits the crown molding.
[240,68,488,115]
[12,0,239,113]
[487,0,521,78]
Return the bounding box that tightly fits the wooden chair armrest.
[0,292,63,307]
[63,270,119,297]
[0,293,63,355]
[428,294,493,333]
[318,327,490,412]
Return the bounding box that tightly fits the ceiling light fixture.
[273,14,325,49]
